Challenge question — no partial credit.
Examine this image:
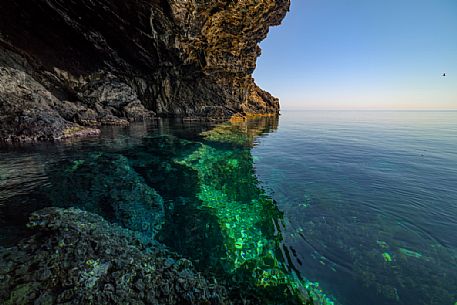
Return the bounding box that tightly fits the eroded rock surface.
[0,0,289,142]
[0,207,228,305]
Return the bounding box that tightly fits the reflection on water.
[0,117,335,304]
[1,111,456,305]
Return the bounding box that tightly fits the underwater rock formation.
[47,153,165,240]
[0,207,228,305]
[176,119,337,305]
[0,117,338,305]
[0,0,289,142]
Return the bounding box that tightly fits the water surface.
[0,111,456,305]
[253,111,457,305]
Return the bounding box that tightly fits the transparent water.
[0,111,456,305]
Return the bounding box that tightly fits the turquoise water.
[253,111,457,305]
[0,111,456,304]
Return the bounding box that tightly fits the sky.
[254,0,457,110]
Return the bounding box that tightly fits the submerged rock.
[47,153,165,240]
[0,207,228,305]
[0,0,289,142]
[176,118,336,305]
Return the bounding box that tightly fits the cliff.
[0,0,289,142]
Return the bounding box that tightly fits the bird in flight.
[442,73,446,76]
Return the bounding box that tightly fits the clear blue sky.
[254,0,457,110]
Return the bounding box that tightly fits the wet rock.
[123,101,154,122]
[77,74,155,124]
[0,51,100,142]
[0,208,228,305]
[0,0,289,142]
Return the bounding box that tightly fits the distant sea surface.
[0,110,456,305]
[253,110,457,305]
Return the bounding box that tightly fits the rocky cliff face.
[0,0,289,142]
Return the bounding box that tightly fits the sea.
[1,110,456,305]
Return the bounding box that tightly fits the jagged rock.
[77,74,155,123]
[0,0,289,142]
[0,49,100,142]
[0,207,228,305]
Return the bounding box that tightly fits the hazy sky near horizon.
[254,0,457,110]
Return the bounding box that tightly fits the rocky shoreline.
[0,118,305,305]
[0,0,293,303]
[0,207,228,305]
[0,0,290,142]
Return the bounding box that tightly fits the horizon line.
[279,108,457,111]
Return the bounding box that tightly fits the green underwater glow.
[377,241,424,261]
[66,160,85,173]
[398,248,423,259]
[3,113,457,305]
[177,119,337,305]
[382,252,392,263]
